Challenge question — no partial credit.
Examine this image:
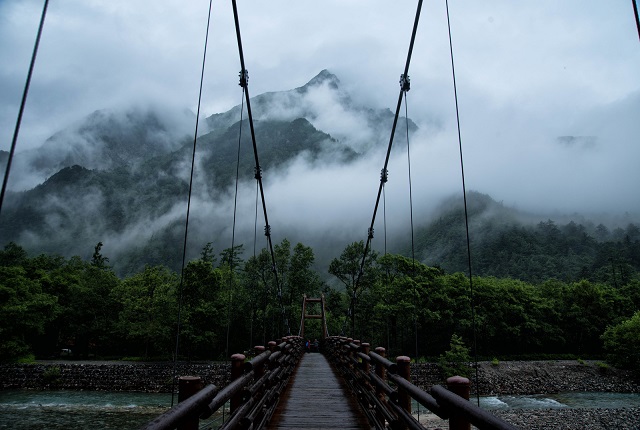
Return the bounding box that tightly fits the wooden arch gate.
[298,294,328,339]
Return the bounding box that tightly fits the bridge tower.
[298,294,328,339]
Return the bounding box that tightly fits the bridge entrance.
[298,294,329,340]
[267,352,369,429]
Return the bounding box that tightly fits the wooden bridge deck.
[267,352,370,429]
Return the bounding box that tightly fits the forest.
[1,221,639,371]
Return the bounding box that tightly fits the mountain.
[8,108,195,190]
[205,69,418,154]
[0,70,419,274]
[413,191,640,284]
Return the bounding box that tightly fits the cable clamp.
[239,69,249,88]
[400,74,410,92]
[264,224,271,237]
[254,166,262,180]
[368,227,374,240]
[380,168,388,183]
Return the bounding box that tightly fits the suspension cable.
[445,0,480,406]
[633,0,640,42]
[231,0,290,336]
[383,178,388,256]
[225,88,245,362]
[171,0,213,407]
[352,0,424,328]
[404,91,416,269]
[0,0,50,216]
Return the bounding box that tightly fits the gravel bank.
[411,360,640,429]
[0,361,229,392]
[412,360,640,395]
[417,408,640,430]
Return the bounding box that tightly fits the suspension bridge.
[4,1,639,429]
[142,295,517,430]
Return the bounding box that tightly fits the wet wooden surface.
[267,352,370,429]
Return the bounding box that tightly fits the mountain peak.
[302,69,340,90]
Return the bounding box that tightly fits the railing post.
[396,356,411,414]
[361,343,370,373]
[254,345,266,379]
[375,347,387,426]
[230,353,246,414]
[447,376,471,430]
[177,376,202,430]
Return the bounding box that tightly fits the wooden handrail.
[141,336,305,430]
[324,335,519,430]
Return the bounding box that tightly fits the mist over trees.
[1,232,639,371]
[1,71,639,368]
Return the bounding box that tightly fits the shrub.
[16,354,36,364]
[595,361,609,374]
[602,311,640,372]
[42,366,61,385]
[438,334,471,378]
[491,357,500,366]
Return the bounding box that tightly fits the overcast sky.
[2,0,640,221]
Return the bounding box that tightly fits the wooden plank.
[267,353,370,429]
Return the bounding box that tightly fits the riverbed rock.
[0,362,229,392]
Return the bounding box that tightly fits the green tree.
[91,241,109,268]
[112,265,177,359]
[329,241,378,337]
[438,334,471,378]
[602,311,640,371]
[0,242,28,267]
[0,266,57,360]
[180,252,224,359]
[244,249,277,345]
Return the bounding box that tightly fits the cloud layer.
[2,0,639,246]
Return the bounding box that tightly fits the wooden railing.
[141,336,304,430]
[324,336,519,430]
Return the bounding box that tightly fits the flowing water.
[478,392,640,409]
[2,390,640,428]
[0,390,171,429]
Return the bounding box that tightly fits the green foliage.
[602,311,640,371]
[491,357,499,366]
[111,265,177,359]
[577,358,586,365]
[1,236,640,362]
[41,366,62,385]
[328,241,378,338]
[17,354,36,363]
[596,361,609,374]
[0,262,57,360]
[415,192,640,285]
[438,334,471,378]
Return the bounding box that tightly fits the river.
[2,390,640,429]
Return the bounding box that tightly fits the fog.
[1,0,639,269]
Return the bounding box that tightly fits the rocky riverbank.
[412,360,640,395]
[418,407,640,430]
[411,360,640,429]
[0,361,229,392]
[2,359,639,429]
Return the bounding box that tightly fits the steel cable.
[445,0,480,406]
[0,0,50,216]
[231,0,290,336]
[171,0,214,407]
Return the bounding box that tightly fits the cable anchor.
[239,69,249,88]
[380,168,388,183]
[400,74,410,92]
